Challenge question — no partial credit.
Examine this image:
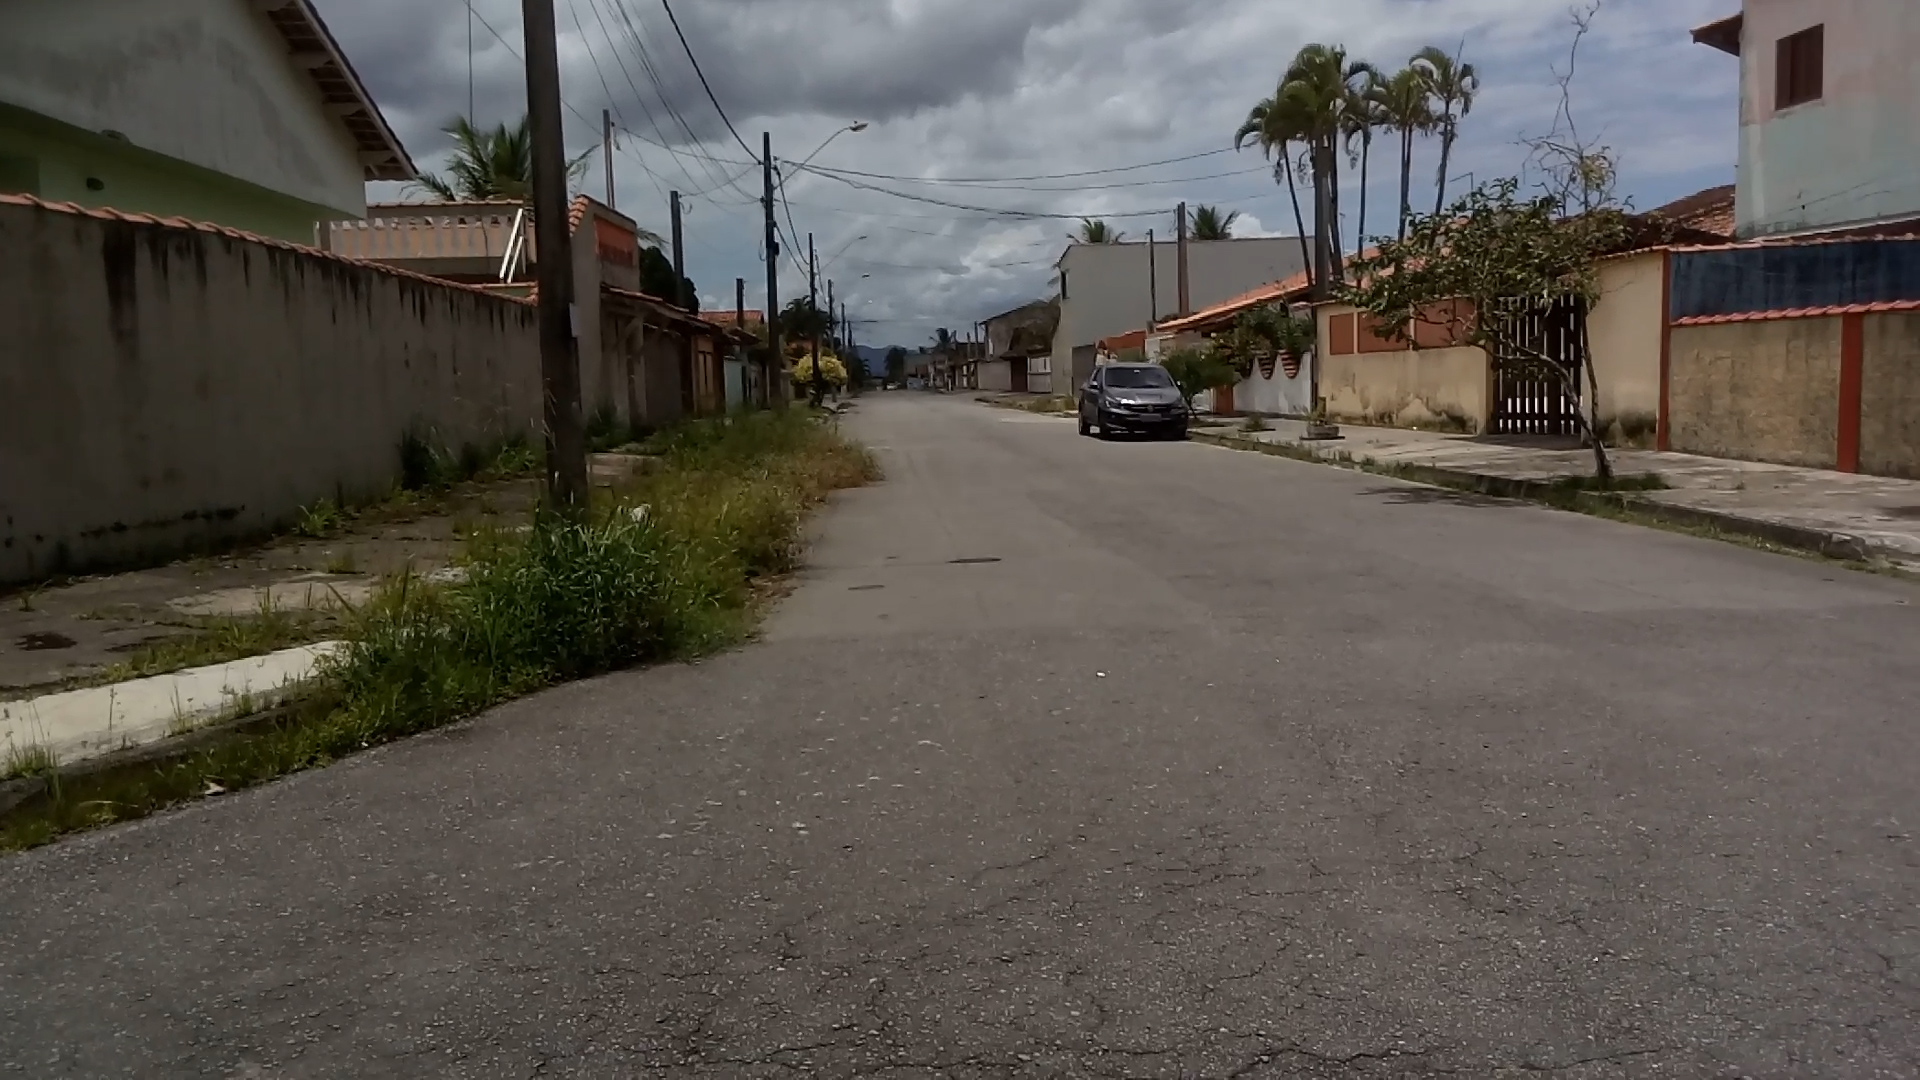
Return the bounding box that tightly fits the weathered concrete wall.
[1320,347,1490,433]
[0,0,366,219]
[1860,311,1920,478]
[0,198,541,584]
[1588,251,1665,446]
[1668,317,1839,468]
[1733,0,1920,237]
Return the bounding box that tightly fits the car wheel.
[1078,412,1091,436]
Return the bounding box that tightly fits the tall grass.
[1,410,876,849]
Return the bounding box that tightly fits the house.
[1051,236,1306,395]
[330,194,750,426]
[0,0,413,243]
[978,299,1058,393]
[1693,3,1920,238]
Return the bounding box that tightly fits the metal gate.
[1489,296,1587,437]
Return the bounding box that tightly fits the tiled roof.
[1649,184,1735,239]
[0,193,533,305]
[1691,13,1743,56]
[1098,329,1148,352]
[257,0,415,180]
[705,310,765,326]
[1672,300,1920,326]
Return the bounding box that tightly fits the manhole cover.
[949,557,1002,565]
[17,632,77,651]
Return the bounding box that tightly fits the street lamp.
[793,121,869,173]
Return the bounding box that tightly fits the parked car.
[1077,363,1189,440]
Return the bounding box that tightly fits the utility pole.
[826,275,836,400]
[736,276,750,406]
[601,109,615,208]
[521,0,587,508]
[1175,201,1191,317]
[761,132,784,410]
[1147,228,1158,330]
[669,191,685,307]
[808,233,821,406]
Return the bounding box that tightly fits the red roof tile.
[1649,184,1735,239]
[0,193,533,305]
[1671,299,1920,326]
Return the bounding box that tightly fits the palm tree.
[1187,205,1241,240]
[413,115,653,237]
[1344,69,1388,253]
[1236,92,1315,293]
[1279,44,1375,293]
[1413,46,1479,217]
[1374,67,1436,240]
[1072,218,1125,243]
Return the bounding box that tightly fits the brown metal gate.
[1489,297,1587,437]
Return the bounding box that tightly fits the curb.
[1193,429,1879,563]
[0,700,305,819]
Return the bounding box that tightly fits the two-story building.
[0,0,412,243]
[1693,1,1920,238]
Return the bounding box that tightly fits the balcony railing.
[324,203,532,268]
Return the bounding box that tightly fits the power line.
[794,147,1237,185]
[657,0,759,163]
[800,164,1270,194]
[788,164,1176,220]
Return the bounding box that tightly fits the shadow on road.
[1357,485,1520,509]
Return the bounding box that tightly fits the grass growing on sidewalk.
[1,411,877,850]
[106,605,334,684]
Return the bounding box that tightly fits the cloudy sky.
[315,0,1740,348]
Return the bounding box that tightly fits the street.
[2,392,1915,1078]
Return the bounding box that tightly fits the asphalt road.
[3,393,1916,1079]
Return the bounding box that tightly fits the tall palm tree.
[1279,44,1375,293]
[1374,67,1436,240]
[1235,92,1315,293]
[1344,69,1388,253]
[413,115,650,235]
[1072,218,1125,243]
[1187,205,1241,240]
[1413,45,1479,216]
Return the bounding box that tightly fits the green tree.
[412,115,621,215]
[1374,67,1437,241]
[1342,178,1629,479]
[1072,218,1125,244]
[639,247,697,312]
[884,347,907,384]
[781,297,832,344]
[1159,347,1240,411]
[1277,44,1376,294]
[1344,68,1388,250]
[1235,91,1315,293]
[1187,205,1241,240]
[1413,45,1480,217]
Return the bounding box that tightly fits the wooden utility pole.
[521,0,587,508]
[1147,228,1158,330]
[669,191,685,306]
[826,274,836,398]
[1175,201,1191,317]
[808,234,821,405]
[761,132,785,410]
[601,108,615,208]
[736,276,752,406]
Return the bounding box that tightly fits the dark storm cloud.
[311,0,1738,346]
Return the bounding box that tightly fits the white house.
[1050,236,1305,394]
[1693,1,1920,238]
[0,0,413,242]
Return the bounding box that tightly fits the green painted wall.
[0,102,341,243]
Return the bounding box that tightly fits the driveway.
[2,393,1915,1078]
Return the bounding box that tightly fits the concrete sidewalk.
[1194,417,1920,567]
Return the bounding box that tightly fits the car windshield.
[1104,367,1173,390]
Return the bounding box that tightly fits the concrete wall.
[0,198,541,584]
[1051,237,1306,376]
[977,358,1013,393]
[1667,317,1840,468]
[1733,0,1920,236]
[1316,303,1489,432]
[0,0,367,224]
[1232,352,1316,417]
[1860,311,1920,478]
[1588,251,1666,445]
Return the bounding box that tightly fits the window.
[1776,24,1823,109]
[1104,366,1174,389]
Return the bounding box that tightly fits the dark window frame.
[1775,24,1824,110]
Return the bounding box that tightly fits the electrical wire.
[657,0,760,163]
[800,164,1269,193]
[787,164,1176,220]
[793,147,1237,185]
